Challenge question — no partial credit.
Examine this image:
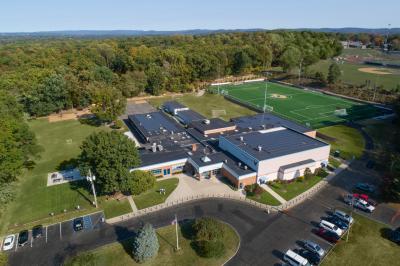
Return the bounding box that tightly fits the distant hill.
[0,28,399,39]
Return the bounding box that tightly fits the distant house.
[341,41,366,49]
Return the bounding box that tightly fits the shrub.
[304,167,314,180]
[111,120,124,129]
[132,223,159,263]
[193,217,224,241]
[314,167,329,177]
[195,240,226,258]
[297,176,305,182]
[244,184,263,196]
[128,170,156,195]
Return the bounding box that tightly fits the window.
[172,165,184,173]
[151,169,162,175]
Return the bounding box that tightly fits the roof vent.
[238,162,242,167]
[248,127,252,131]
[239,136,244,142]
[203,119,210,125]
[257,145,262,152]
[157,145,163,151]
[224,159,228,163]
[146,114,152,119]
[201,156,211,163]
[244,165,248,170]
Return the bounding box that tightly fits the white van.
[283,249,311,266]
[320,219,343,236]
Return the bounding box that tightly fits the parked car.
[32,225,43,238]
[73,217,84,231]
[355,199,375,213]
[325,216,349,230]
[333,210,354,225]
[344,194,356,205]
[303,240,325,258]
[315,228,340,243]
[283,249,311,266]
[353,193,377,206]
[18,230,29,246]
[355,183,375,193]
[319,219,343,236]
[2,235,15,251]
[296,249,321,265]
[390,227,400,244]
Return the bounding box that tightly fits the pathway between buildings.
[260,184,287,204]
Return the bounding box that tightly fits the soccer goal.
[334,108,348,116]
[212,109,227,118]
[263,105,274,112]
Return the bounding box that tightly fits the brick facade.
[221,168,257,188]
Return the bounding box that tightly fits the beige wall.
[304,130,317,138]
[203,126,237,135]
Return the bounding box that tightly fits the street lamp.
[87,169,98,208]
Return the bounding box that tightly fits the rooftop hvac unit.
[201,156,211,163]
[257,145,262,152]
[239,136,244,141]
[146,114,152,119]
[203,119,211,125]
[151,144,157,153]
[244,165,248,170]
[157,145,163,151]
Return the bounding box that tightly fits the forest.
[0,31,342,117]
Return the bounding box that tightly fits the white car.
[356,199,375,213]
[333,210,354,225]
[2,235,15,251]
[319,219,343,236]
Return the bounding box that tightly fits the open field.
[133,178,179,210]
[148,93,256,121]
[318,125,365,160]
[65,222,239,266]
[0,119,133,232]
[211,81,388,128]
[322,213,400,266]
[310,60,400,90]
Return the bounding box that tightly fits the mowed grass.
[269,175,324,201]
[1,119,108,231]
[247,188,281,206]
[318,125,365,160]
[212,81,386,128]
[99,197,132,219]
[322,213,400,266]
[309,59,400,90]
[148,93,255,121]
[65,222,239,266]
[133,178,179,210]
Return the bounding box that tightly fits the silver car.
[303,240,325,258]
[333,210,354,225]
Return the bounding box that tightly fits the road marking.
[15,233,19,251]
[45,226,48,243]
[59,222,62,239]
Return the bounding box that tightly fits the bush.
[132,223,159,263]
[195,240,226,258]
[111,120,124,129]
[128,170,156,195]
[193,217,225,241]
[297,176,305,182]
[314,167,329,177]
[304,167,314,180]
[244,184,263,196]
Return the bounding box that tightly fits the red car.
[353,193,377,206]
[315,228,340,243]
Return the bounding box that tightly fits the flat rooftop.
[232,113,312,133]
[176,109,206,125]
[190,118,236,133]
[221,128,328,161]
[128,111,185,140]
[163,101,188,111]
[139,149,189,167]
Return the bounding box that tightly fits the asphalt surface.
[7,160,400,266]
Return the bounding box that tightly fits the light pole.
[87,169,98,208]
[346,196,355,242]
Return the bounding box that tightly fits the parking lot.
[3,212,105,254]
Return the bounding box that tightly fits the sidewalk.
[260,184,287,204]
[127,196,138,212]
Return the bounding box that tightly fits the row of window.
[150,164,184,176]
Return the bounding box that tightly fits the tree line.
[0,31,342,120]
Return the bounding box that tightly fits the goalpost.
[334,108,348,117]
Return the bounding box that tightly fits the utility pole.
[87,169,98,208]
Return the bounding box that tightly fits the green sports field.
[211,81,389,128]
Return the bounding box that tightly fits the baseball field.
[211,81,389,128]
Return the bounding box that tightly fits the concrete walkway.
[127,195,138,212]
[260,184,287,204]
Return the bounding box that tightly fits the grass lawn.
[148,93,255,121]
[318,125,365,160]
[98,197,132,219]
[322,213,400,265]
[247,188,281,206]
[309,59,400,91]
[65,220,239,266]
[269,175,324,201]
[329,156,342,169]
[133,178,179,210]
[1,119,108,233]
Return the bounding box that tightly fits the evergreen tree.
[328,63,341,84]
[132,223,159,263]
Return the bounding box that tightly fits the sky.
[0,0,399,32]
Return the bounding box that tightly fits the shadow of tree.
[78,115,103,127]
[57,158,79,171]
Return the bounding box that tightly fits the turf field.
[212,81,389,128]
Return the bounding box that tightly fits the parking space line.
[45,226,48,243]
[30,234,33,247]
[59,222,62,239]
[15,233,18,251]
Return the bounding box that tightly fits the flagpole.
[175,214,180,250]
